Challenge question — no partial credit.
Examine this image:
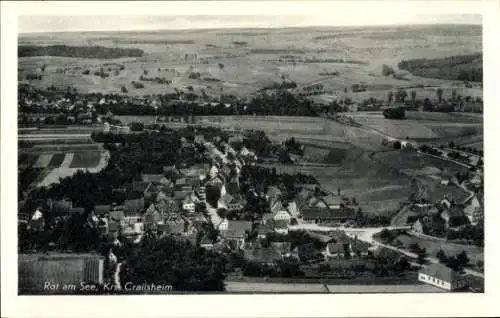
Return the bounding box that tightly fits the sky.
[18,5,482,34]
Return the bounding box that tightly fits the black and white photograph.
[2,0,499,317]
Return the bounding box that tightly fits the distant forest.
[18,45,144,59]
[398,53,482,82]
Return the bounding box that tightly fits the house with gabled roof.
[325,242,348,259]
[182,193,197,213]
[418,263,468,291]
[144,204,163,231]
[463,195,482,225]
[219,219,252,249]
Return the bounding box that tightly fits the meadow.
[19,25,482,103]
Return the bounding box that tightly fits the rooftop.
[420,263,460,282]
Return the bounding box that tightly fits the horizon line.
[18,22,482,36]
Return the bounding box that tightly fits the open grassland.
[19,25,481,102]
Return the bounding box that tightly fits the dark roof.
[327,242,346,254]
[273,220,289,230]
[420,264,459,282]
[132,181,149,193]
[142,174,164,183]
[302,207,356,220]
[228,220,252,232]
[351,240,370,253]
[124,198,144,215]
[93,205,110,215]
[174,190,191,200]
[70,207,85,214]
[244,248,281,264]
[270,242,292,254]
[255,223,274,235]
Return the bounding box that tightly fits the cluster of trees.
[398,53,482,82]
[382,107,405,119]
[418,144,442,156]
[446,224,484,247]
[382,64,395,76]
[351,83,368,93]
[318,71,339,76]
[242,259,304,278]
[120,236,226,291]
[283,137,304,156]
[262,81,298,90]
[19,45,144,59]
[245,90,317,116]
[447,142,483,156]
[436,249,471,271]
[25,73,43,81]
[131,81,145,89]
[139,75,172,85]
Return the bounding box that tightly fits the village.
[18,107,484,293]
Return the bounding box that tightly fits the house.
[418,264,467,291]
[93,205,111,216]
[219,220,252,249]
[350,239,370,257]
[441,206,467,229]
[320,194,342,209]
[440,198,452,210]
[286,201,300,219]
[182,194,197,213]
[325,242,348,259]
[301,207,357,224]
[158,217,185,236]
[199,235,214,250]
[463,195,482,225]
[70,207,85,215]
[411,219,425,234]
[272,206,292,223]
[255,222,274,239]
[270,242,293,258]
[273,219,289,235]
[143,204,163,231]
[266,186,282,205]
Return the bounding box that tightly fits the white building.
[418,264,467,291]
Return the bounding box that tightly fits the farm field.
[374,151,468,178]
[19,25,482,103]
[346,114,482,140]
[69,152,102,168]
[395,233,484,265]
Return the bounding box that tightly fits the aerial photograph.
[17,13,484,294]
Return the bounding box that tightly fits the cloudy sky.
[17,1,481,34]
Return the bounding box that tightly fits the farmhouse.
[418,264,467,291]
[301,207,357,224]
